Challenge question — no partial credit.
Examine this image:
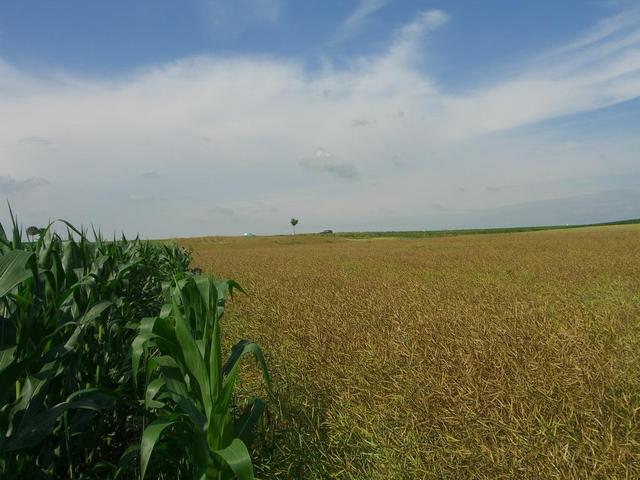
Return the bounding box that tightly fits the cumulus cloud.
[0,7,639,236]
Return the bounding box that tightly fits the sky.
[1,0,640,237]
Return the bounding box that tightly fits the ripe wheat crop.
[182,224,640,479]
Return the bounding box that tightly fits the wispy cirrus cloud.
[545,5,640,57]
[332,0,392,43]
[387,9,449,62]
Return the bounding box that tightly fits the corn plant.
[0,209,214,478]
[0,221,121,477]
[132,273,270,479]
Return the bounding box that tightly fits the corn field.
[0,209,268,479]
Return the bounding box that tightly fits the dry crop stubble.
[180,225,640,479]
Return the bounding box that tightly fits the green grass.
[334,217,640,239]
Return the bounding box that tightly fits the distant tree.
[26,226,42,236]
[290,218,299,235]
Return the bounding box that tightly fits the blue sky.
[0,1,617,79]
[1,0,639,236]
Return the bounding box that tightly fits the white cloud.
[333,0,392,43]
[1,8,639,236]
[545,5,640,57]
[388,9,449,63]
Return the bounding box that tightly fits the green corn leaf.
[219,341,270,415]
[64,300,112,351]
[145,355,180,388]
[113,444,140,480]
[132,334,149,388]
[0,346,16,373]
[62,238,81,274]
[232,398,266,441]
[214,279,246,300]
[223,340,270,385]
[8,203,22,250]
[37,228,55,270]
[194,275,217,314]
[175,395,207,432]
[0,250,35,297]
[191,433,210,480]
[132,317,159,386]
[54,218,83,237]
[213,438,254,480]
[140,414,184,480]
[209,318,222,399]
[152,314,183,361]
[173,301,212,415]
[0,358,28,405]
[2,388,116,452]
[145,377,166,408]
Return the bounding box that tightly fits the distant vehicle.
[320,229,333,234]
[243,232,255,237]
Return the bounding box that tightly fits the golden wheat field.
[180,225,640,479]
